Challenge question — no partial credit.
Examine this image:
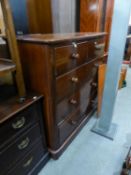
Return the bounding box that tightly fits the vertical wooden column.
[1,0,26,98]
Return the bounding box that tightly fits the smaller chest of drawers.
[0,94,49,175]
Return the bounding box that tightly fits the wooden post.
[1,0,26,98]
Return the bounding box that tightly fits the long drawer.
[0,123,42,174]
[56,78,92,125]
[0,104,39,149]
[56,61,98,103]
[7,140,46,175]
[58,107,86,145]
[54,38,105,76]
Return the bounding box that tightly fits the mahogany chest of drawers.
[0,94,49,175]
[18,33,107,159]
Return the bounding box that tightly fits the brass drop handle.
[69,99,77,105]
[12,117,26,129]
[71,53,80,59]
[23,156,33,168]
[18,137,30,150]
[71,77,79,83]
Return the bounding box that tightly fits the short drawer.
[0,103,39,148]
[54,38,105,76]
[54,41,90,76]
[7,141,46,175]
[88,38,105,60]
[59,108,85,145]
[56,61,97,102]
[56,91,80,124]
[0,123,42,174]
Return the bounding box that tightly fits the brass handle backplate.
[23,156,33,168]
[12,117,26,129]
[18,137,30,150]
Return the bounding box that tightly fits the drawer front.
[56,61,97,102]
[56,77,93,124]
[56,91,80,124]
[0,104,39,148]
[59,108,85,145]
[0,124,42,173]
[7,141,46,175]
[88,38,105,60]
[55,38,105,77]
[55,41,90,76]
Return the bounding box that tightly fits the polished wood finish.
[18,33,106,44]
[98,64,106,116]
[0,94,49,175]
[104,0,114,51]
[80,0,104,32]
[79,0,115,51]
[80,0,99,32]
[9,0,53,34]
[27,0,52,33]
[18,33,106,158]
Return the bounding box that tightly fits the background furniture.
[18,32,107,159]
[0,94,49,175]
[121,147,131,175]
[9,0,76,34]
[97,64,127,116]
[0,0,26,98]
[79,0,115,51]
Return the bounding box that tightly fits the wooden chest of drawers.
[0,94,49,175]
[18,33,107,159]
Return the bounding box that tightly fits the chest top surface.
[17,32,107,45]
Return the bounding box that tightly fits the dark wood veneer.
[0,94,49,174]
[18,33,106,158]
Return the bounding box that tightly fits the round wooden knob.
[70,120,77,125]
[70,99,77,105]
[71,53,80,59]
[91,82,97,87]
[71,77,79,83]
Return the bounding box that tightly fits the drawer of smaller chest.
[56,61,97,102]
[0,104,39,148]
[54,41,90,76]
[58,107,85,145]
[7,140,46,175]
[0,123,43,174]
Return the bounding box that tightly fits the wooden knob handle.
[71,77,79,83]
[69,99,77,105]
[71,53,80,59]
[91,82,97,87]
[69,120,77,125]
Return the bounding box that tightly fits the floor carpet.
[39,68,131,175]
